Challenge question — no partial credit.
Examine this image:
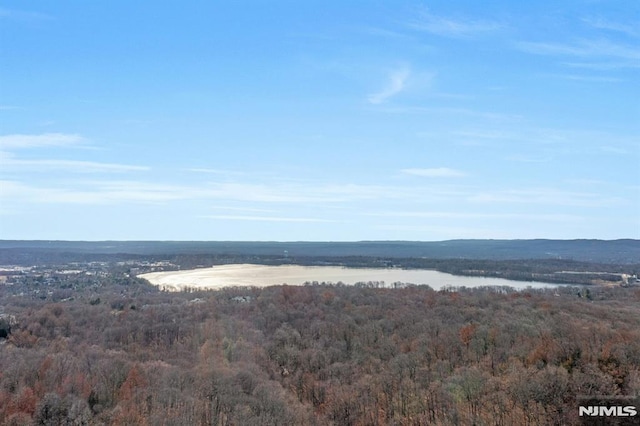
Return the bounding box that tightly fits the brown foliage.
[1,283,639,425]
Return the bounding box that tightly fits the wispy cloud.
[1,157,150,173]
[468,188,625,207]
[357,26,415,40]
[0,179,412,206]
[563,61,640,70]
[367,210,582,222]
[200,215,335,223]
[515,39,640,68]
[0,180,189,205]
[210,206,277,213]
[504,154,551,163]
[409,9,502,38]
[0,133,150,174]
[205,182,344,203]
[401,168,467,178]
[582,17,640,38]
[516,39,640,59]
[0,133,86,149]
[0,7,53,22]
[545,74,623,83]
[374,105,520,121]
[186,168,229,174]
[204,182,413,204]
[454,127,638,149]
[367,67,411,104]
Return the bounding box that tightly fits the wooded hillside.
[1,277,639,425]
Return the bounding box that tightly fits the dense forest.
[1,272,639,425]
[2,239,639,263]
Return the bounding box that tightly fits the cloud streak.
[409,10,502,38]
[582,18,640,38]
[515,39,640,69]
[1,156,149,173]
[373,105,520,121]
[468,188,625,207]
[0,133,86,149]
[402,168,467,178]
[367,67,410,104]
[0,7,53,22]
[200,215,335,223]
[0,133,148,174]
[0,179,413,206]
[0,180,188,205]
[366,210,582,222]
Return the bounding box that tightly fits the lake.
[139,264,562,291]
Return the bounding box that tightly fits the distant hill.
[1,239,638,264]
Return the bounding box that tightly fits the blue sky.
[1,1,638,241]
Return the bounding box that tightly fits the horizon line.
[0,238,637,243]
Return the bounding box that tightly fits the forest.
[2,239,639,263]
[1,266,639,425]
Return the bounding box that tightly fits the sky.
[1,1,639,241]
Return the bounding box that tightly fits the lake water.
[139,264,562,291]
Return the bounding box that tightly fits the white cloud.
[367,67,411,104]
[210,206,277,213]
[0,133,149,174]
[357,26,415,40]
[468,188,625,207]
[582,18,640,38]
[204,182,343,203]
[454,127,639,149]
[563,61,640,70]
[0,133,85,149]
[553,74,623,83]
[373,105,520,121]
[0,180,187,205]
[366,211,582,222]
[401,168,467,178]
[186,168,229,174]
[200,215,335,223]
[409,10,502,38]
[515,39,640,62]
[0,179,413,207]
[516,40,640,59]
[203,182,415,204]
[1,157,149,173]
[0,7,53,22]
[504,154,551,163]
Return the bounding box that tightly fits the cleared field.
[139,264,558,291]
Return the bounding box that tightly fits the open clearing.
[139,264,559,291]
